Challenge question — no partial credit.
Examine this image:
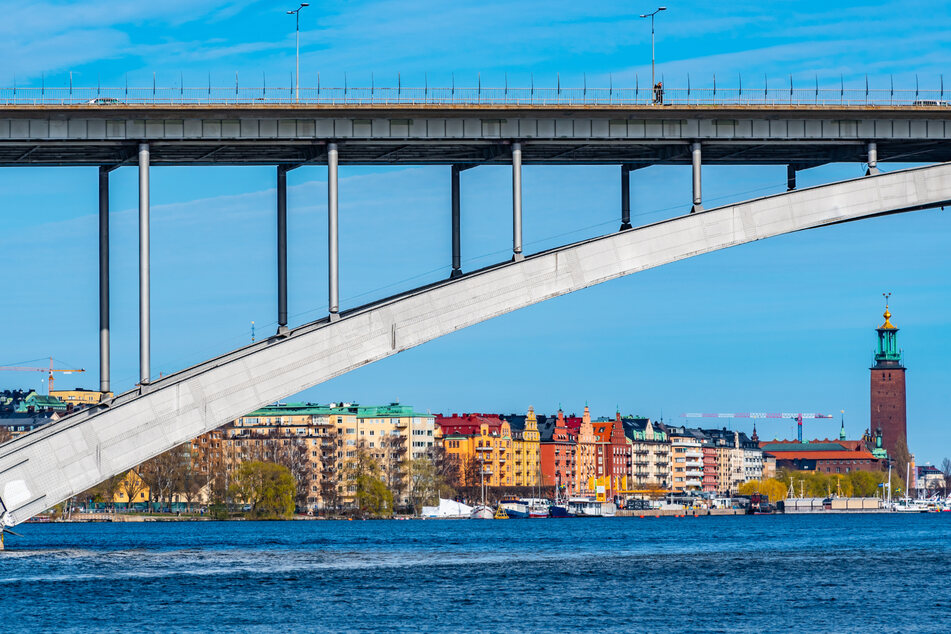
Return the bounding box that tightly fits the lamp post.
[639,7,666,90]
[286,3,309,102]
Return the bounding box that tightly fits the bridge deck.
[1,104,950,166]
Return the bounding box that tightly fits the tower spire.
[839,410,846,442]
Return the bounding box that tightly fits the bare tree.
[0,426,12,445]
[140,445,191,512]
[117,471,148,511]
[942,458,951,493]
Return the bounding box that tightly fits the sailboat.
[470,453,494,519]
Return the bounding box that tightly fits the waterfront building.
[538,409,577,495]
[870,304,908,459]
[576,406,597,494]
[758,436,885,474]
[193,402,433,512]
[622,417,670,490]
[592,412,632,498]
[112,470,150,509]
[916,464,946,494]
[668,427,704,492]
[505,408,541,488]
[701,441,718,492]
[437,413,514,488]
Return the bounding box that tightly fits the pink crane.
[681,412,835,443]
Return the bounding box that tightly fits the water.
[2,515,950,632]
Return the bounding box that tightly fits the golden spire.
[880,292,896,329]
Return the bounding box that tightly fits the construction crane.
[0,357,85,395]
[681,412,835,443]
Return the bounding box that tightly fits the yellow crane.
[0,357,85,395]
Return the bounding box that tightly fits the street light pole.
[286,3,309,102]
[639,7,667,90]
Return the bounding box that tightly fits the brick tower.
[870,299,907,459]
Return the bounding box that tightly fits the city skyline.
[2,0,950,466]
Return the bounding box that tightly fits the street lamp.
[639,7,666,91]
[287,3,309,102]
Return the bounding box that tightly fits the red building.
[592,412,632,498]
[539,409,576,495]
[870,304,907,459]
[759,437,886,474]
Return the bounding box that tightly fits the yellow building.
[576,406,597,494]
[50,388,113,405]
[437,414,515,488]
[112,470,150,507]
[510,408,541,488]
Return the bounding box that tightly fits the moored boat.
[500,498,530,518]
[567,497,617,517]
[470,505,493,520]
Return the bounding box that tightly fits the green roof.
[241,402,430,419]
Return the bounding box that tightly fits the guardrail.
[0,86,949,107]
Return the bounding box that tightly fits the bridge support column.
[138,143,150,386]
[512,142,523,261]
[327,142,339,320]
[786,165,797,191]
[620,164,632,230]
[690,142,703,213]
[98,166,111,394]
[867,142,879,175]
[450,165,462,278]
[277,165,290,334]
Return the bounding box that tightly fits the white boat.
[421,498,474,519]
[470,505,494,520]
[522,498,551,518]
[567,497,617,517]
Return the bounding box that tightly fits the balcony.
[395,419,409,428]
[476,446,493,452]
[686,470,703,478]
[684,450,703,458]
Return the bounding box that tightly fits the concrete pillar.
[327,142,339,318]
[138,143,150,385]
[512,142,523,260]
[691,142,703,213]
[277,165,289,333]
[867,142,880,175]
[98,166,110,394]
[786,164,797,191]
[620,164,632,230]
[450,165,462,278]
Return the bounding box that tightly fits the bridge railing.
[0,86,948,107]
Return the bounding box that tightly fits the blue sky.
[1,0,950,464]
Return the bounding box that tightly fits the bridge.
[1,92,950,526]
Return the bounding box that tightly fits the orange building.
[539,409,576,495]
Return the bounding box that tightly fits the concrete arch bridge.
[2,162,950,527]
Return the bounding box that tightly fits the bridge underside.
[2,163,951,525]
[1,139,949,166]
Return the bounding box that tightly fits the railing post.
[98,166,111,394]
[327,142,340,319]
[786,164,797,191]
[691,142,703,213]
[512,142,523,260]
[277,165,289,334]
[620,164,632,230]
[867,142,880,175]
[138,143,150,385]
[451,164,462,278]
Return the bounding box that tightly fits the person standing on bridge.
[653,81,664,104]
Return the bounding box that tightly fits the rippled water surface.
[2,515,950,632]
